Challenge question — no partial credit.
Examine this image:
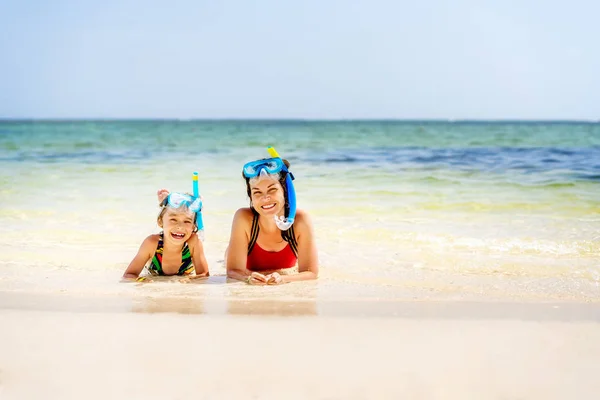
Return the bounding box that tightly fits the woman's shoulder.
[294,208,312,222]
[293,209,314,232]
[232,207,255,226]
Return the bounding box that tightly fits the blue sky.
[1,0,598,120]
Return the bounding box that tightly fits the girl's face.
[160,208,195,244]
[250,177,285,217]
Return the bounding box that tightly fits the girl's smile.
[161,209,195,244]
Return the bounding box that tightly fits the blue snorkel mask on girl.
[161,172,205,240]
[165,193,202,213]
[242,147,297,231]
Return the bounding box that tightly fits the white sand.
[1,298,600,400]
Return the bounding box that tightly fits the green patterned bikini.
[146,232,194,276]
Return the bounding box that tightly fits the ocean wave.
[0,150,155,163]
[577,174,600,181]
[1,121,599,184]
[314,146,600,184]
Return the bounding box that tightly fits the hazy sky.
[1,0,598,120]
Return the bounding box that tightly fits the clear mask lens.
[243,157,285,178]
[167,193,202,213]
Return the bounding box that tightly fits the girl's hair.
[243,158,294,243]
[157,195,199,233]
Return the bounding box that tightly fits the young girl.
[122,193,209,281]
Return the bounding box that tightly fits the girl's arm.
[188,233,209,277]
[122,236,156,280]
[226,209,268,284]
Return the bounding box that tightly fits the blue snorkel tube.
[192,172,205,240]
[267,147,296,231]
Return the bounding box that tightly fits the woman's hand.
[247,272,268,285]
[244,272,287,285]
[266,272,286,285]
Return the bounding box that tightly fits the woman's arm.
[226,209,268,284]
[188,233,209,277]
[275,210,319,283]
[122,236,156,280]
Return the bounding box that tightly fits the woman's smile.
[261,203,276,210]
[251,179,284,215]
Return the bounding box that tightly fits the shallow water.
[1,120,599,302]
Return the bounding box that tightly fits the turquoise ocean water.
[0,120,598,305]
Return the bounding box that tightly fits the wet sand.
[1,292,599,399]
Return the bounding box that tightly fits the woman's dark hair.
[243,158,293,243]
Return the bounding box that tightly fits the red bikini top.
[246,212,298,271]
[247,242,297,271]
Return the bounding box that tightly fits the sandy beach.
[1,121,599,399]
[2,0,600,394]
[1,291,599,400]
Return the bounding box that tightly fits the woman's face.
[249,176,285,217]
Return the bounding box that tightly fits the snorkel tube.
[267,146,296,231]
[192,172,205,240]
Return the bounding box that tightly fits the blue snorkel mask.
[162,173,205,240]
[166,192,202,213]
[242,147,297,231]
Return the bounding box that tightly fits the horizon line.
[1,117,599,124]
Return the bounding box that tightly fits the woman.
[226,148,319,285]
